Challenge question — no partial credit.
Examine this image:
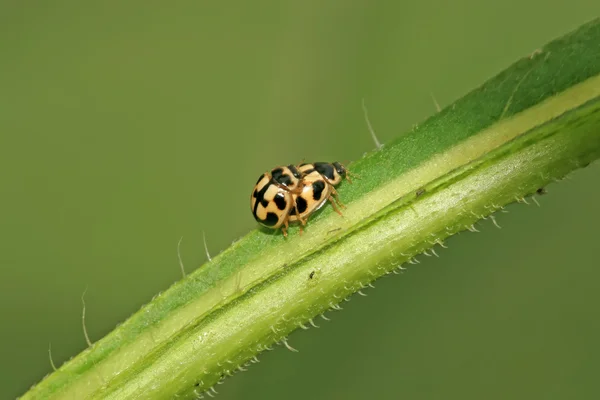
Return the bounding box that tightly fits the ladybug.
[287,162,351,230]
[251,165,305,236]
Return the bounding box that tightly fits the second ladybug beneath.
[287,162,349,230]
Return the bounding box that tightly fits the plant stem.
[21,18,600,400]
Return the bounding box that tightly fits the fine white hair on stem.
[177,236,186,278]
[282,337,299,352]
[362,98,383,150]
[81,286,93,347]
[489,214,502,229]
[430,92,442,112]
[203,231,212,262]
[48,342,57,371]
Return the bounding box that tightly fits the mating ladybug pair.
[251,162,353,236]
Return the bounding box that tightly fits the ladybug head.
[332,162,347,178]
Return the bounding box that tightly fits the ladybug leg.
[343,166,360,183]
[330,187,346,209]
[294,209,306,236]
[281,219,289,237]
[328,195,344,217]
[293,205,307,226]
[337,162,358,184]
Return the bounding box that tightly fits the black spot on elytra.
[296,196,308,213]
[312,180,325,201]
[274,192,287,210]
[288,164,302,178]
[272,167,293,187]
[256,173,266,185]
[279,174,293,187]
[262,212,279,226]
[252,180,274,217]
[314,162,335,180]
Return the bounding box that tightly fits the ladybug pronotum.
[310,162,352,186]
[251,161,352,236]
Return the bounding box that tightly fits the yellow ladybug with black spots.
[251,161,353,236]
[250,165,304,236]
[287,162,349,231]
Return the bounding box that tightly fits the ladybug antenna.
[339,160,360,182]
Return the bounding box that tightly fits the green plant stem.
[22,19,600,400]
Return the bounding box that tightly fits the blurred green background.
[1,1,599,399]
